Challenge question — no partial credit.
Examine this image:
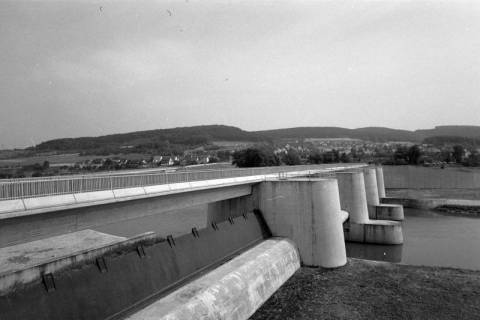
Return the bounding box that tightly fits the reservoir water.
[347,208,480,270]
[93,206,480,270]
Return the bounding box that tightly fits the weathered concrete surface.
[337,171,369,224]
[0,229,125,276]
[375,166,386,198]
[0,199,25,214]
[23,194,77,211]
[371,203,405,221]
[364,168,380,207]
[207,195,253,223]
[345,220,403,245]
[254,179,347,268]
[0,230,157,296]
[73,190,115,203]
[125,238,300,320]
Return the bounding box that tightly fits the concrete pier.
[337,172,403,245]
[363,167,404,221]
[336,172,369,224]
[375,166,386,198]
[364,167,380,206]
[254,178,347,268]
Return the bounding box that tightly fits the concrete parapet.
[23,194,76,210]
[370,203,404,221]
[73,190,115,203]
[375,166,386,198]
[0,199,25,214]
[337,171,370,224]
[254,178,347,268]
[126,238,300,320]
[113,187,146,199]
[345,220,403,245]
[143,184,171,194]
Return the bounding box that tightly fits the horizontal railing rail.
[0,164,361,201]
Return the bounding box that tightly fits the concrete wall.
[207,195,253,224]
[383,165,480,189]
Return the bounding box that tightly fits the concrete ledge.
[74,190,115,203]
[369,203,404,221]
[167,182,193,191]
[143,184,171,194]
[113,187,146,199]
[23,194,77,210]
[0,231,155,296]
[0,199,25,214]
[125,238,300,320]
[345,220,403,245]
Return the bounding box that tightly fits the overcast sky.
[1,1,480,148]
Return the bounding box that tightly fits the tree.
[281,149,301,166]
[452,145,465,163]
[407,145,422,165]
[232,147,279,167]
[339,153,351,163]
[309,150,323,164]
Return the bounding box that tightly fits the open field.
[251,258,480,320]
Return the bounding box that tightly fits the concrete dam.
[0,164,404,319]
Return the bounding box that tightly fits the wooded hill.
[31,125,480,154]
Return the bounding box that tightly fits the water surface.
[347,208,480,270]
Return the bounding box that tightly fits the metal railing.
[0,164,357,201]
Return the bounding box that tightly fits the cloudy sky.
[1,0,480,148]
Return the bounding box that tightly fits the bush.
[232,147,279,167]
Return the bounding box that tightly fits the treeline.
[423,136,480,149]
[231,147,352,167]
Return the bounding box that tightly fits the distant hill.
[35,125,266,152]
[30,124,480,154]
[415,126,480,139]
[255,127,420,142]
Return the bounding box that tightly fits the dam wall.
[0,212,278,320]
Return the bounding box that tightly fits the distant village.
[0,138,479,179]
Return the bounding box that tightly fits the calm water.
[347,208,480,270]
[94,206,480,270]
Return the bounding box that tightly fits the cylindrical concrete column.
[254,178,347,268]
[363,168,380,206]
[311,179,347,268]
[336,172,369,224]
[375,166,386,198]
